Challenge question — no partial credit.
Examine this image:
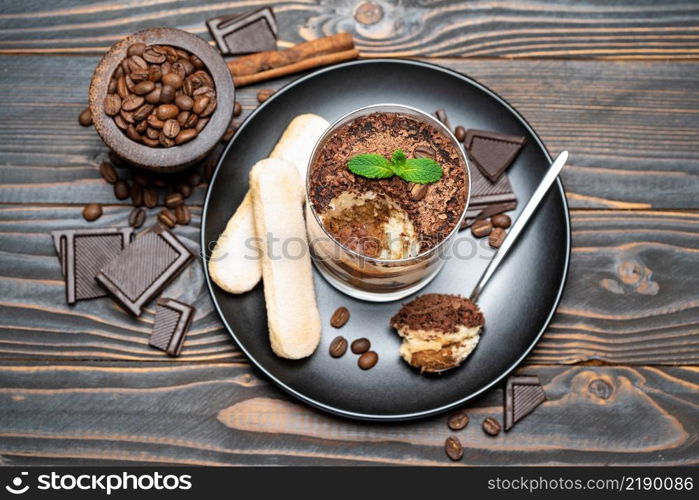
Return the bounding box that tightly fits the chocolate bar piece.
[51,227,134,304]
[504,375,546,431]
[461,201,517,229]
[464,129,525,183]
[460,160,518,229]
[96,224,193,316]
[149,297,195,356]
[207,7,278,56]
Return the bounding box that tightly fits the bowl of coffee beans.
[89,27,234,172]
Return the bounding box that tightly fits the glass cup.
[305,104,471,302]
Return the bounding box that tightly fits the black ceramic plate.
[202,59,570,421]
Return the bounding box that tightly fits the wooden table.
[0,1,697,466]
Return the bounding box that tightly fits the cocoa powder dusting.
[309,113,467,252]
[391,294,484,333]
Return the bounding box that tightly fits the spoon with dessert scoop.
[469,150,568,302]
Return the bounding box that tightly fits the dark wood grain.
[1,362,696,465]
[0,0,698,60]
[0,205,697,364]
[0,55,698,209]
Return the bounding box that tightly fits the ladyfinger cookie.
[208,114,329,294]
[249,158,321,359]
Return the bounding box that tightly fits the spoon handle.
[469,150,568,301]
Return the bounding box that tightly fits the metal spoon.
[470,150,569,301]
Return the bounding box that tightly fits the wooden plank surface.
[1,362,697,465]
[0,205,697,365]
[0,0,698,59]
[0,55,698,209]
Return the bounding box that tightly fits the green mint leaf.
[394,158,444,184]
[391,149,407,167]
[348,154,394,179]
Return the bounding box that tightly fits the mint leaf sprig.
[348,149,443,184]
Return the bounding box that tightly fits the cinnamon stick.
[228,32,355,77]
[233,48,359,87]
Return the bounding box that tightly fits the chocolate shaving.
[391,294,484,334]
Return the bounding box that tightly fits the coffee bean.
[119,108,135,124]
[156,104,179,120]
[130,183,143,206]
[162,72,183,89]
[192,95,210,115]
[82,203,102,221]
[143,187,158,208]
[126,125,141,142]
[175,128,197,145]
[491,214,511,229]
[330,306,350,328]
[175,204,191,225]
[471,219,492,238]
[413,145,436,159]
[177,111,190,127]
[186,171,202,187]
[409,182,428,201]
[147,65,162,83]
[161,60,172,76]
[132,173,149,187]
[351,337,370,354]
[143,47,166,64]
[159,133,176,148]
[133,103,153,122]
[141,136,160,147]
[482,417,501,436]
[184,113,199,129]
[257,88,274,103]
[454,125,466,142]
[165,192,183,208]
[195,117,209,133]
[200,96,217,117]
[150,176,167,188]
[176,182,192,198]
[329,336,348,358]
[78,107,93,126]
[233,101,242,117]
[99,161,118,184]
[129,69,148,82]
[204,156,216,181]
[146,127,160,140]
[114,180,130,200]
[174,94,193,111]
[114,114,128,130]
[122,95,144,112]
[128,55,148,72]
[162,119,180,139]
[116,76,129,99]
[145,87,161,104]
[221,123,237,142]
[444,436,463,461]
[489,227,506,248]
[135,118,148,133]
[133,80,155,95]
[128,207,146,228]
[147,114,165,129]
[159,84,175,104]
[158,209,177,228]
[358,351,378,370]
[108,77,118,94]
[447,412,469,431]
[127,42,146,57]
[103,94,121,116]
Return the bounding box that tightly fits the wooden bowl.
[89,28,234,172]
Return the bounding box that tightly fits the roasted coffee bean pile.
[103,43,217,147]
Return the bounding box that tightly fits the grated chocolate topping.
[391,294,484,333]
[309,112,467,253]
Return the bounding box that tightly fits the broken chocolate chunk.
[464,129,525,183]
[504,375,546,431]
[51,227,134,304]
[149,297,195,356]
[206,7,278,56]
[95,224,193,316]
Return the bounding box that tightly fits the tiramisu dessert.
[308,111,467,259]
[391,294,484,373]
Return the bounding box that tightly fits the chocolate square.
[206,7,278,56]
[96,225,193,316]
[149,298,195,356]
[504,375,546,431]
[464,129,525,183]
[51,227,134,304]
